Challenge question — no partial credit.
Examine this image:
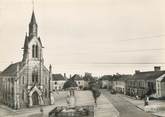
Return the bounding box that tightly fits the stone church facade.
[0,11,53,109]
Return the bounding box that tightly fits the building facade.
[156,74,165,98]
[0,11,53,109]
[126,67,165,98]
[99,75,113,89]
[52,74,66,91]
[113,75,131,94]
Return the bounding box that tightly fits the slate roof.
[0,62,23,77]
[52,74,66,81]
[133,70,165,81]
[117,75,132,81]
[83,75,92,81]
[99,75,114,81]
[72,74,83,80]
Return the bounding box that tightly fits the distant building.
[83,72,94,89]
[52,74,66,91]
[99,75,113,89]
[126,67,165,98]
[0,11,52,109]
[113,75,132,94]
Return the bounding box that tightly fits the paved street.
[1,90,160,117]
[102,90,156,117]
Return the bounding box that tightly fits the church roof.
[0,62,23,77]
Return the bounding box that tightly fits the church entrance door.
[32,91,39,106]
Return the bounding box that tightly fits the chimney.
[64,73,66,78]
[154,66,161,71]
[135,70,140,74]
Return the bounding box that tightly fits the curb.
[120,95,165,117]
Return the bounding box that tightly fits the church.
[0,11,53,109]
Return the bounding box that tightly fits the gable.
[28,37,42,48]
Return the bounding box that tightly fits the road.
[102,90,156,117]
[0,105,15,117]
[0,90,158,117]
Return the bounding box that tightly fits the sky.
[0,0,165,76]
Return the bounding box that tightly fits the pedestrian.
[94,96,97,106]
[66,95,70,106]
[146,96,149,105]
[144,95,148,106]
[40,106,44,113]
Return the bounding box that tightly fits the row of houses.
[99,66,165,99]
[51,73,94,91]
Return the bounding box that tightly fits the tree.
[89,81,101,105]
[63,77,78,90]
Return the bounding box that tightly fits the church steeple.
[29,11,38,37]
[22,10,44,63]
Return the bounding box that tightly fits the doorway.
[32,91,39,105]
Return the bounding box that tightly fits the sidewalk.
[94,94,119,117]
[119,94,165,117]
[75,91,119,117]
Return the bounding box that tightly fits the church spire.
[29,10,38,37]
[30,11,37,24]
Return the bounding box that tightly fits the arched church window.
[35,45,38,58]
[32,69,38,83]
[32,45,35,58]
[32,44,39,58]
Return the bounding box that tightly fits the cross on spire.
[32,0,34,11]
[29,9,38,37]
